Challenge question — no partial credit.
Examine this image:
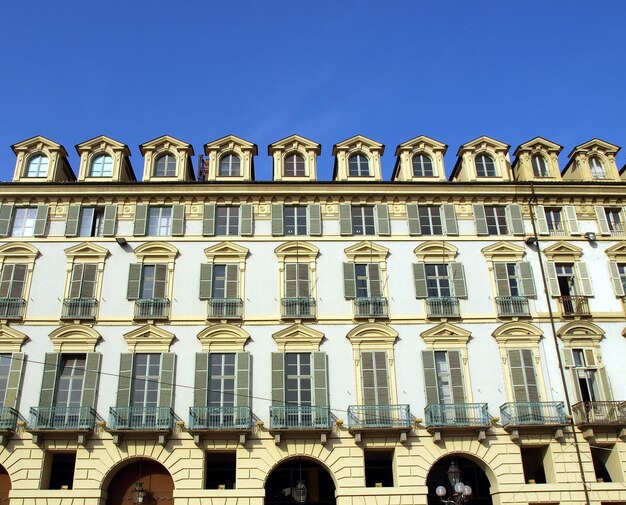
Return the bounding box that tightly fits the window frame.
[351,205,376,235]
[589,156,606,179]
[153,153,177,177]
[89,154,113,178]
[531,155,550,178]
[10,207,38,237]
[283,205,308,236]
[215,206,240,236]
[348,153,371,177]
[485,206,509,235]
[147,206,173,237]
[412,153,434,177]
[25,154,49,178]
[418,206,444,236]
[283,153,306,177]
[219,154,241,177]
[475,153,497,177]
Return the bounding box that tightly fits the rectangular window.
[361,350,389,405]
[209,353,236,407]
[418,206,443,235]
[0,264,27,298]
[619,264,626,293]
[545,208,566,236]
[139,264,168,299]
[351,206,376,235]
[555,263,576,296]
[571,348,599,403]
[485,206,508,235]
[0,355,11,406]
[354,264,381,298]
[11,207,37,237]
[45,452,76,490]
[215,206,240,236]
[284,263,310,298]
[205,452,237,490]
[425,264,451,298]
[521,447,548,484]
[605,208,624,235]
[284,206,308,235]
[78,207,105,237]
[147,207,172,236]
[68,263,97,298]
[132,354,160,409]
[285,353,312,406]
[211,264,238,299]
[434,351,453,404]
[54,355,85,409]
[364,450,394,487]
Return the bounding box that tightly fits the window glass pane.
[485,206,508,235]
[154,154,177,177]
[219,154,241,177]
[0,354,12,403]
[605,209,624,234]
[418,206,443,235]
[284,206,307,235]
[55,355,86,409]
[11,208,37,237]
[90,154,113,177]
[147,207,172,236]
[349,154,370,176]
[351,205,375,235]
[284,154,305,177]
[589,156,606,179]
[475,154,496,177]
[78,207,105,237]
[425,264,451,297]
[132,353,160,408]
[532,155,549,177]
[412,154,434,177]
[26,154,49,177]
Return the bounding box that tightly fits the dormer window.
[89,154,113,177]
[349,154,370,176]
[154,154,176,177]
[284,153,305,177]
[475,154,496,177]
[25,154,49,178]
[532,155,550,177]
[589,156,606,179]
[412,154,434,177]
[219,154,241,177]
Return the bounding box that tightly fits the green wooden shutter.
[406,204,421,236]
[158,353,176,409]
[584,349,596,368]
[225,264,239,298]
[133,204,148,236]
[339,204,352,235]
[507,204,524,235]
[598,367,613,401]
[33,205,49,237]
[102,205,118,237]
[271,353,285,406]
[368,264,382,297]
[271,204,284,236]
[422,350,439,405]
[450,263,467,298]
[376,204,390,236]
[564,206,580,235]
[65,204,81,237]
[473,204,488,235]
[285,264,298,298]
[3,353,25,409]
[494,263,511,297]
[126,264,142,300]
[154,264,168,298]
[69,264,84,298]
[240,204,253,236]
[413,263,427,298]
[442,204,458,235]
[608,262,625,296]
[575,262,593,296]
[374,351,389,405]
[81,353,102,410]
[562,348,574,368]
[343,263,356,299]
[39,353,61,409]
[522,349,540,402]
[308,204,322,236]
[595,207,611,235]
[545,262,560,296]
[508,349,528,402]
[194,353,209,407]
[81,264,97,299]
[0,205,13,237]
[448,350,466,403]
[202,204,216,236]
[236,352,250,408]
[535,206,549,235]
[199,264,213,300]
[171,204,185,236]
[517,262,536,298]
[116,353,134,408]
[312,352,328,407]
[361,351,388,405]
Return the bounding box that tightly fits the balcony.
[0,298,26,320]
[354,297,388,319]
[426,297,460,318]
[496,296,530,317]
[572,401,626,427]
[500,402,567,427]
[281,297,315,319]
[207,298,242,320]
[270,405,332,430]
[189,406,252,431]
[134,298,169,320]
[425,403,490,432]
[0,407,18,432]
[557,296,590,317]
[347,404,411,431]
[108,406,174,431]
[61,298,97,320]
[29,406,97,431]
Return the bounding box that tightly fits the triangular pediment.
[11,136,67,156]
[395,135,447,155]
[50,325,101,352]
[273,324,324,351]
[75,135,130,154]
[543,241,583,261]
[568,138,620,158]
[64,242,109,260]
[492,322,542,344]
[139,135,194,155]
[197,324,249,352]
[332,134,384,154]
[344,241,389,261]
[0,325,28,352]
[0,242,39,259]
[421,322,471,347]
[456,135,510,156]
[513,136,563,156]
[481,241,525,261]
[204,134,258,154]
[268,134,321,155]
[124,324,175,352]
[605,242,626,261]
[204,242,249,262]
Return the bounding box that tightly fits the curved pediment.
[414,241,458,262]
[421,322,470,347]
[50,324,101,352]
[492,322,542,345]
[134,242,179,261]
[557,321,604,345]
[347,323,398,349]
[275,242,319,260]
[124,325,175,352]
[0,242,39,260]
[197,324,249,352]
[273,324,324,352]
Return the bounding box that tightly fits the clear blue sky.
[1,0,625,181]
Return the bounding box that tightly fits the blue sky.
[1,0,625,181]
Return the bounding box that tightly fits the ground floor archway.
[106,458,173,505]
[0,465,10,504]
[426,455,493,505]
[265,457,336,505]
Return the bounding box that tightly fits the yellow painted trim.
[0,324,27,352]
[272,323,324,352]
[123,324,175,352]
[197,324,249,352]
[49,324,101,352]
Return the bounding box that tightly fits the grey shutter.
[507,204,524,235]
[406,204,421,236]
[236,352,250,408]
[127,264,142,300]
[171,204,185,236]
[473,204,488,235]
[81,353,102,410]
[116,353,134,408]
[194,353,209,407]
[494,263,511,297]
[133,204,148,236]
[271,204,284,236]
[442,204,458,235]
[271,353,285,406]
[339,204,352,236]
[595,206,611,235]
[562,348,574,368]
[153,264,168,299]
[448,350,466,403]
[240,204,253,236]
[285,264,298,298]
[564,206,580,235]
[3,353,25,409]
[575,263,593,296]
[598,367,613,401]
[33,205,49,237]
[202,204,216,236]
[422,350,440,406]
[65,204,81,237]
[450,263,467,298]
[69,264,84,298]
[368,264,382,297]
[608,262,625,296]
[199,264,213,300]
[102,205,117,237]
[374,351,389,405]
[376,204,391,236]
[413,263,427,298]
[308,204,322,236]
[517,262,536,298]
[343,263,356,299]
[584,349,596,368]
[312,352,328,407]
[535,206,549,235]
[522,349,540,403]
[361,351,389,406]
[39,353,61,409]
[225,264,239,298]
[0,205,13,237]
[508,349,528,402]
[545,262,560,296]
[158,353,176,409]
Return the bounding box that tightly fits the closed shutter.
[3,353,25,409]
[598,367,613,401]
[81,353,102,410]
[236,352,251,408]
[158,353,176,409]
[562,348,574,368]
[102,205,117,237]
[308,204,322,236]
[584,349,596,368]
[240,204,253,236]
[422,350,439,406]
[595,207,611,235]
[271,204,284,236]
[312,352,328,407]
[361,351,389,405]
[442,204,458,235]
[376,204,390,236]
[343,263,356,299]
[339,204,352,235]
[522,349,540,402]
[0,264,27,298]
[535,206,549,235]
[284,263,301,298]
[508,349,539,403]
[153,264,168,298]
[70,263,97,298]
[494,263,511,297]
[0,205,13,237]
[127,264,142,300]
[225,264,239,298]
[413,263,427,298]
[39,353,61,409]
[133,204,148,236]
[545,262,560,296]
[406,204,421,236]
[473,204,488,235]
[202,204,216,236]
[271,353,285,406]
[116,354,134,408]
[194,353,209,407]
[368,264,382,297]
[199,264,213,300]
[507,204,524,235]
[448,350,466,403]
[608,262,625,296]
[564,206,580,235]
[575,263,593,296]
[450,263,467,298]
[69,264,84,298]
[33,205,49,237]
[65,204,81,237]
[517,262,536,297]
[171,204,185,236]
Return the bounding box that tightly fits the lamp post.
[435,462,472,505]
[133,481,146,504]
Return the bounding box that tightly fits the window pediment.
[124,324,175,352]
[49,324,101,352]
[557,321,604,346]
[64,242,109,262]
[204,242,249,263]
[512,137,563,181]
[0,242,39,261]
[134,242,178,262]
[197,324,249,352]
[492,322,542,345]
[605,242,626,261]
[414,241,458,263]
[393,135,447,182]
[481,241,525,265]
[344,241,388,262]
[543,241,582,261]
[346,323,398,350]
[273,324,324,352]
[140,135,195,182]
[421,322,470,348]
[0,325,27,352]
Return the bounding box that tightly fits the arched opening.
[426,455,492,505]
[265,457,335,505]
[0,465,11,503]
[106,459,173,505]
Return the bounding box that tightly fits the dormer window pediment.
[268,134,320,181]
[450,136,512,182]
[512,137,563,181]
[332,135,384,181]
[203,135,257,182]
[75,135,136,182]
[563,138,621,182]
[140,135,195,182]
[393,136,447,182]
[11,136,75,183]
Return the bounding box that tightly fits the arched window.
[412,153,434,177]
[154,154,177,177]
[219,154,241,177]
[89,154,113,177]
[25,154,49,177]
[349,154,370,176]
[284,153,305,177]
[475,154,496,177]
[589,156,606,179]
[531,155,550,178]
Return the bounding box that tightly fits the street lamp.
[133,481,146,504]
[435,462,472,505]
[292,479,308,503]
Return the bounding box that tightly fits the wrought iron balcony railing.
[347,404,411,430]
[61,298,97,320]
[572,401,626,426]
[134,298,170,320]
[0,298,26,320]
[207,298,242,319]
[108,407,174,430]
[557,296,590,317]
[354,297,388,318]
[496,296,530,317]
[281,297,315,319]
[0,407,18,431]
[426,297,460,318]
[29,406,97,431]
[270,405,332,430]
[425,403,490,428]
[189,406,252,430]
[500,402,567,426]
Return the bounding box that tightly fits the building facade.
[0,133,625,504]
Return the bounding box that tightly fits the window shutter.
[33,205,49,237]
[598,366,613,401]
[10,264,26,298]
[368,264,382,297]
[343,263,356,299]
[448,350,466,403]
[562,348,574,368]
[535,205,549,235]
[39,353,61,409]
[312,352,328,407]
[308,204,322,236]
[0,205,13,237]
[575,262,593,296]
[102,205,117,236]
[339,204,352,235]
[116,353,134,408]
[81,353,102,410]
[564,206,580,235]
[608,262,625,296]
[517,262,536,298]
[584,349,596,368]
[545,262,560,296]
[450,263,467,298]
[374,351,389,405]
[422,350,439,406]
[271,204,284,236]
[133,204,148,236]
[507,204,524,235]
[406,204,421,236]
[595,207,611,235]
[194,353,209,407]
[225,264,239,298]
[297,264,310,297]
[569,368,581,402]
[473,204,488,235]
[65,204,81,237]
[285,264,298,298]
[69,264,84,298]
[413,263,428,298]
[240,204,253,236]
[361,351,389,406]
[202,204,216,236]
[271,353,285,406]
[3,353,25,410]
[199,264,213,300]
[442,204,458,235]
[522,349,540,403]
[126,264,143,300]
[236,352,251,408]
[494,263,511,297]
[508,349,528,402]
[158,353,176,409]
[376,204,391,236]
[154,264,168,299]
[171,204,185,236]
